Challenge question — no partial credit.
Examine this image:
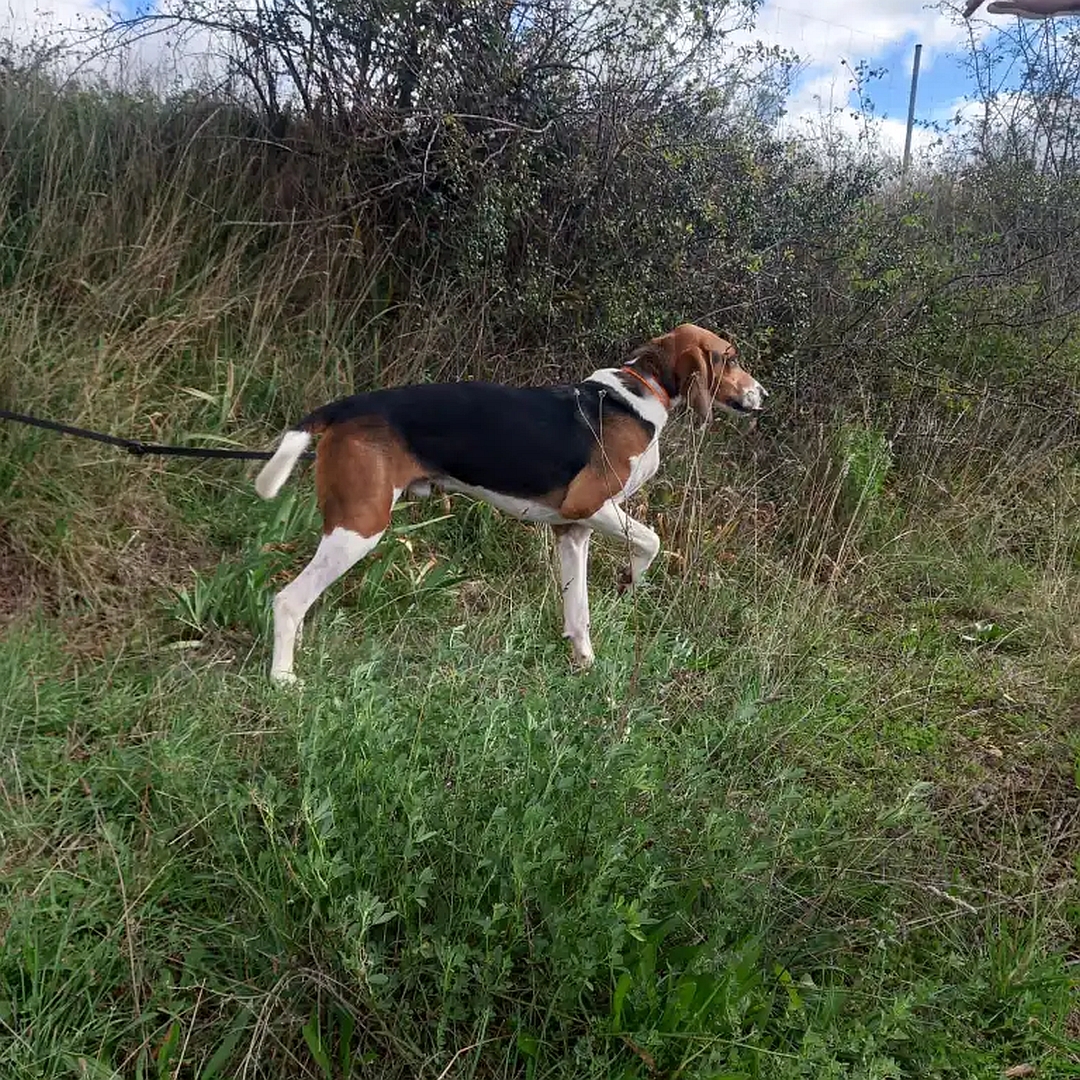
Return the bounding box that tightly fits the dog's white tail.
[255,429,312,499]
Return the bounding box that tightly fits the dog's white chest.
[620,440,661,501]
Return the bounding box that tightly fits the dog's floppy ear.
[673,344,713,426]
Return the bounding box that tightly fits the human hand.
[964,0,1080,18]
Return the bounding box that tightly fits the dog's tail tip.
[255,429,312,499]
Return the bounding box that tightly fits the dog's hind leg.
[270,526,384,685]
[267,422,419,686]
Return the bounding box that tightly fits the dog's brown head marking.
[628,323,767,426]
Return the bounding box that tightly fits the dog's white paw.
[569,647,595,672]
[270,670,302,690]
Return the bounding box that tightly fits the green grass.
[2,419,1078,1078]
[0,71,1077,1078]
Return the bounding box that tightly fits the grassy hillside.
[1,69,1079,1079]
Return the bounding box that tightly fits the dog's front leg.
[554,523,595,668]
[586,502,661,594]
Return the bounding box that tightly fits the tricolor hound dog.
[254,323,767,685]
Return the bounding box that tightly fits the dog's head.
[632,324,768,427]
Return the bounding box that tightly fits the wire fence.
[748,0,976,165]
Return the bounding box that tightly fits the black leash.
[0,408,314,461]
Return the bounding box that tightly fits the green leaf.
[199,1016,249,1080]
[612,972,634,1030]
[302,1010,332,1078]
[156,1022,181,1079]
[338,1008,356,1075]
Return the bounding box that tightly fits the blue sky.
[870,37,968,120]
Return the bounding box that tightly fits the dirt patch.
[0,528,48,626]
[1066,1005,1080,1037]
[933,729,1080,893]
[1,496,219,658]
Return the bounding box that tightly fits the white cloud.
[753,0,969,55]
[777,66,957,158]
[2,0,229,89]
[725,0,985,159]
[3,0,109,48]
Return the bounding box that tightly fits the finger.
[963,0,987,15]
[985,1,1052,14]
